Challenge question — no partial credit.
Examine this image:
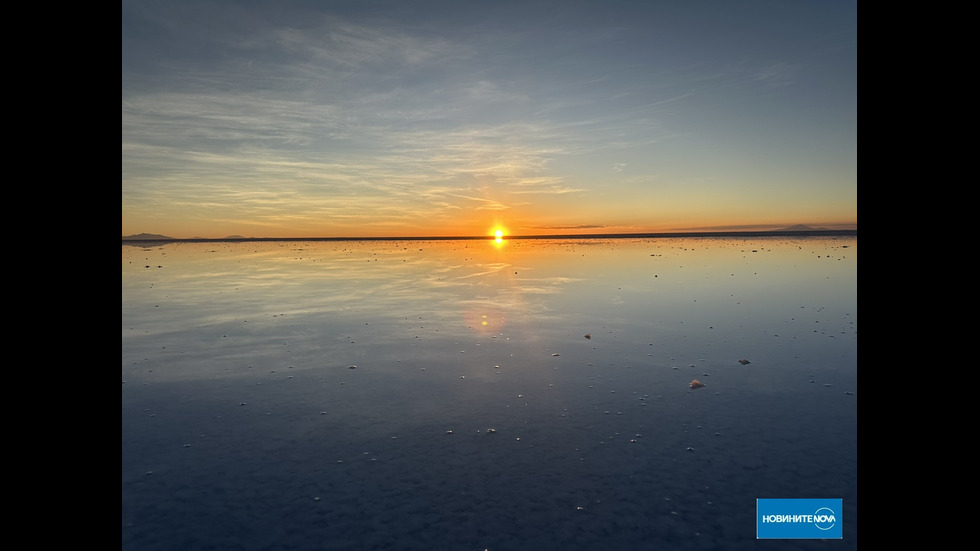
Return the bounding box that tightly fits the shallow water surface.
[122,237,857,550]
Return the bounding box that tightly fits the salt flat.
[123,237,857,550]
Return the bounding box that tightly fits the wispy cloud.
[752,62,798,88]
[122,1,857,237]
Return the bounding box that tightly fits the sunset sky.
[122,0,856,239]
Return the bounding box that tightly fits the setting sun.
[491,227,507,245]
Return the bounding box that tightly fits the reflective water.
[122,237,857,550]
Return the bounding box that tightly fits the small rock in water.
[738,359,751,365]
[689,379,705,389]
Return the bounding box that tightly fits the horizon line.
[123,228,858,243]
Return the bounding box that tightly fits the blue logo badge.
[757,498,842,539]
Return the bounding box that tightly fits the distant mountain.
[780,224,829,232]
[122,233,175,240]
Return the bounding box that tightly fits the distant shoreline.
[123,229,857,243]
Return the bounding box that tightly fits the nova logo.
[813,507,836,531]
[757,499,842,539]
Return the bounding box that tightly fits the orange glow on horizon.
[122,216,858,241]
